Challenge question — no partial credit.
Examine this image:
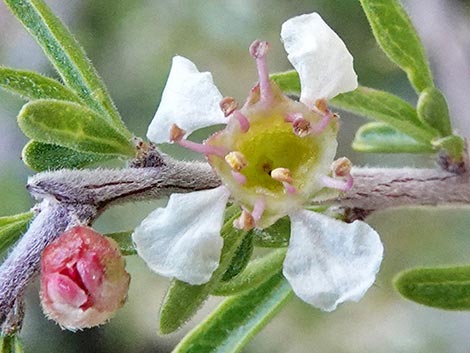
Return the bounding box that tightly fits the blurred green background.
[1,0,470,352]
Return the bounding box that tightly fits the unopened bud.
[40,226,130,331]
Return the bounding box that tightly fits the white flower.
[133,12,383,311]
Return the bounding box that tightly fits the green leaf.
[331,86,437,143]
[417,87,452,137]
[0,67,82,102]
[4,0,130,137]
[359,0,434,92]
[22,140,114,171]
[252,216,290,248]
[159,210,246,334]
[394,266,470,310]
[105,231,136,256]
[173,272,292,353]
[222,232,254,282]
[18,99,135,156]
[0,212,33,254]
[0,335,24,353]
[353,122,434,153]
[213,249,286,296]
[270,70,301,95]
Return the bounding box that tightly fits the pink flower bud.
[40,226,130,330]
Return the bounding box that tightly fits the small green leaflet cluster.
[273,0,464,163]
[1,0,135,172]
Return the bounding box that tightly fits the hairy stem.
[1,150,469,333]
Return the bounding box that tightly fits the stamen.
[233,209,255,231]
[332,157,352,177]
[310,98,338,134]
[220,97,238,117]
[225,151,247,171]
[271,168,297,194]
[321,174,353,192]
[169,124,227,157]
[231,171,247,185]
[251,198,265,223]
[249,40,273,103]
[233,111,250,132]
[285,113,312,137]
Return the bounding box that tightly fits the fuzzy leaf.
[105,231,136,256]
[270,70,301,95]
[222,232,254,282]
[22,140,114,171]
[353,122,434,153]
[252,216,290,248]
[18,100,135,156]
[173,272,292,353]
[417,87,452,137]
[0,335,24,353]
[0,67,82,102]
[0,212,33,254]
[359,0,434,92]
[159,210,246,334]
[213,249,286,296]
[395,266,470,310]
[332,86,437,143]
[3,0,130,137]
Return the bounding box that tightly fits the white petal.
[132,186,230,285]
[281,13,358,105]
[147,56,226,143]
[283,209,383,311]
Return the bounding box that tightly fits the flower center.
[234,113,320,193]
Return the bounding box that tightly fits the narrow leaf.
[173,272,292,353]
[432,135,466,163]
[353,122,434,153]
[0,67,82,102]
[222,232,253,282]
[4,0,130,137]
[252,216,290,248]
[159,211,246,334]
[105,231,136,256]
[0,212,33,254]
[213,249,286,296]
[331,86,438,143]
[22,140,114,171]
[417,87,452,137]
[18,100,135,156]
[270,70,300,95]
[394,266,470,310]
[1,335,23,353]
[359,0,434,92]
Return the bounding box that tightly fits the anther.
[310,98,337,134]
[233,209,255,231]
[169,123,228,157]
[285,113,312,137]
[225,151,247,171]
[249,40,273,103]
[220,97,238,117]
[271,167,297,194]
[321,157,354,192]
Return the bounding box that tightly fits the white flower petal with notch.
[280,12,358,107]
[283,209,383,311]
[147,56,226,143]
[132,186,230,285]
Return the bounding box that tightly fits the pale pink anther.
[170,123,228,157]
[285,113,313,137]
[320,174,354,192]
[249,40,273,103]
[233,110,250,132]
[231,170,247,185]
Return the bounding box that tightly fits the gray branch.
[1,149,469,334]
